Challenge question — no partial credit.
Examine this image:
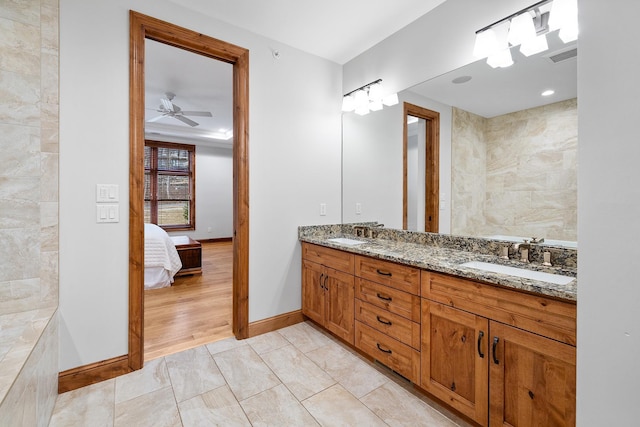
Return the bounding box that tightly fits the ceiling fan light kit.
[148,92,213,127]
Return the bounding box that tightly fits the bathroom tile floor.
[49,321,470,426]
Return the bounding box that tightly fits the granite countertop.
[300,233,577,302]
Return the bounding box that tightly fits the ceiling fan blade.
[146,115,166,123]
[161,98,174,112]
[174,115,199,127]
[180,111,213,117]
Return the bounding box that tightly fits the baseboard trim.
[197,237,233,243]
[247,309,304,337]
[58,355,132,394]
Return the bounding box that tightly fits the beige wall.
[0,0,59,313]
[451,99,578,241]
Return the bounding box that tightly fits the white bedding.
[144,223,182,289]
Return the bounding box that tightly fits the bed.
[144,223,182,290]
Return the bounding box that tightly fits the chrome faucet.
[512,240,531,263]
[352,225,367,237]
[353,223,384,238]
[530,237,545,244]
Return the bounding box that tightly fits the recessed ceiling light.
[541,89,555,96]
[452,76,472,84]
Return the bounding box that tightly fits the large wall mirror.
[342,30,577,248]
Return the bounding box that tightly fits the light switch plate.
[97,184,119,203]
[96,204,119,223]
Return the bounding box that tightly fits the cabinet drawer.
[422,271,576,346]
[355,256,420,295]
[355,299,420,350]
[355,321,420,383]
[302,243,354,274]
[356,278,421,322]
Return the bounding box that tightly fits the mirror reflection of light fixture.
[486,22,513,68]
[474,0,577,67]
[342,79,398,114]
[549,0,578,42]
[520,33,549,56]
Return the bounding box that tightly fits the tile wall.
[0,0,59,314]
[0,0,60,425]
[452,99,578,241]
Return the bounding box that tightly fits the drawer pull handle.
[376,293,392,302]
[376,269,392,277]
[376,343,392,354]
[323,275,329,290]
[492,336,500,365]
[376,316,392,326]
[319,274,324,289]
[477,331,485,358]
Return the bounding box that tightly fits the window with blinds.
[144,141,195,230]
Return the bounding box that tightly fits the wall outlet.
[207,227,212,232]
[355,203,362,215]
[320,203,327,216]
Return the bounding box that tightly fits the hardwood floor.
[144,241,233,361]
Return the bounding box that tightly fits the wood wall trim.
[129,11,250,372]
[58,355,131,394]
[247,310,305,337]
[403,103,440,232]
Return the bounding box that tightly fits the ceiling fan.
[147,92,212,127]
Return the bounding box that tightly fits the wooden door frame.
[403,102,440,232]
[129,11,249,371]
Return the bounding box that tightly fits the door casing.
[128,11,250,370]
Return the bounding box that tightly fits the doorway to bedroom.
[129,12,250,370]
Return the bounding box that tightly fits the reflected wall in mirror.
[342,30,577,247]
[451,99,577,243]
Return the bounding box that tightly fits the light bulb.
[520,33,548,56]
[341,95,355,112]
[473,29,498,58]
[382,93,399,106]
[487,48,513,68]
[508,12,537,46]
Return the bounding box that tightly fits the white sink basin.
[327,237,366,246]
[460,261,574,285]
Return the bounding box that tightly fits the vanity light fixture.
[342,79,398,115]
[474,0,577,66]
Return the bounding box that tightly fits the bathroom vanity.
[299,225,576,427]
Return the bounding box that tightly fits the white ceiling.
[144,39,234,147]
[409,31,577,118]
[167,0,447,64]
[145,1,577,142]
[145,1,447,145]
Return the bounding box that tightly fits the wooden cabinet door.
[324,266,355,344]
[421,299,489,426]
[489,322,576,427]
[302,259,325,325]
